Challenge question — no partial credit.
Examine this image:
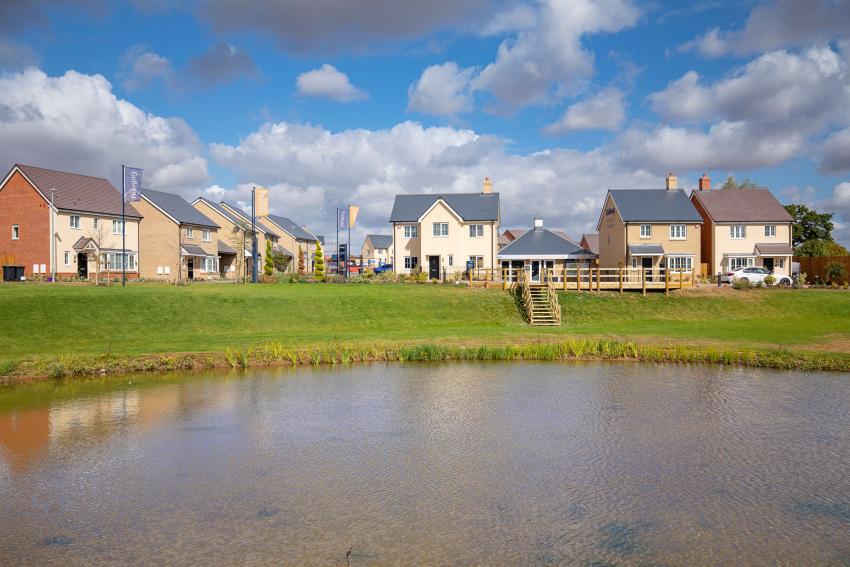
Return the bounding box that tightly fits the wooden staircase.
[516,270,561,326]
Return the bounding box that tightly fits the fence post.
[642,268,647,296]
[596,267,600,292]
[619,266,623,294]
[692,266,696,288]
[665,267,669,296]
[679,268,683,290]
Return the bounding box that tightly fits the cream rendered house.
[690,174,793,278]
[361,234,393,267]
[597,174,703,276]
[389,178,500,279]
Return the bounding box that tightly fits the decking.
[470,266,697,295]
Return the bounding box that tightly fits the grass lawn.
[0,282,848,362]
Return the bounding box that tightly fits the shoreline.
[2,338,849,386]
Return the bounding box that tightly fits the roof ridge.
[17,163,110,183]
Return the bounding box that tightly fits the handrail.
[519,269,534,324]
[546,278,561,325]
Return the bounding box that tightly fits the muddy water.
[0,362,848,565]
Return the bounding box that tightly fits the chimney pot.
[699,172,711,191]
[255,187,270,217]
[533,216,543,230]
[665,172,678,191]
[482,176,492,194]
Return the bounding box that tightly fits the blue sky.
[1,0,849,244]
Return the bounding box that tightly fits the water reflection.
[0,362,848,566]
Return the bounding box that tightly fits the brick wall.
[0,170,50,276]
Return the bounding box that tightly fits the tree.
[264,240,274,276]
[795,239,849,257]
[721,176,759,190]
[297,244,306,275]
[784,204,835,248]
[272,250,291,273]
[313,240,325,279]
[228,223,248,284]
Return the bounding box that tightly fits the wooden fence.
[467,266,696,295]
[794,256,850,283]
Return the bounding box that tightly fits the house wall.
[598,194,625,269]
[393,223,422,273]
[180,223,220,280]
[0,170,50,276]
[193,201,240,279]
[54,211,140,277]
[712,222,792,277]
[134,198,180,281]
[691,195,714,274]
[361,240,392,267]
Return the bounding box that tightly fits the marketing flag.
[348,204,360,227]
[337,208,348,230]
[124,167,143,202]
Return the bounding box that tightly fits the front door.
[531,260,541,283]
[187,258,194,280]
[642,257,653,282]
[763,257,774,272]
[428,256,440,280]
[77,253,88,279]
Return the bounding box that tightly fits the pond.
[1,362,849,565]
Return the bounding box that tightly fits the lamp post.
[50,189,56,282]
[251,186,258,283]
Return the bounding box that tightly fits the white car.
[723,266,792,286]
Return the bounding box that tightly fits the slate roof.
[607,189,702,223]
[14,164,143,218]
[499,227,595,259]
[390,192,500,222]
[217,240,237,255]
[366,234,392,249]
[181,244,213,256]
[266,214,316,241]
[628,244,665,256]
[755,243,793,255]
[580,233,599,254]
[315,235,325,245]
[218,202,279,236]
[73,236,95,251]
[274,245,293,257]
[143,189,219,228]
[691,189,792,223]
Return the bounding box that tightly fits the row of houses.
[0,164,321,281]
[365,173,793,282]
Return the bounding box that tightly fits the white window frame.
[64,251,70,266]
[403,225,418,239]
[668,256,692,271]
[469,255,484,269]
[728,257,755,270]
[631,257,638,268]
[730,225,746,239]
[764,225,776,237]
[12,225,19,240]
[203,228,211,242]
[640,224,652,238]
[186,226,194,239]
[448,254,453,267]
[469,224,484,238]
[404,256,418,270]
[112,219,124,235]
[778,258,785,269]
[104,252,136,271]
[69,215,80,229]
[93,218,99,229]
[669,224,686,240]
[433,222,449,237]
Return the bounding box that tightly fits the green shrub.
[824,261,847,284]
[733,278,752,290]
[763,274,776,287]
[794,272,807,288]
[0,360,16,376]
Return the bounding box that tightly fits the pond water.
[0,362,849,566]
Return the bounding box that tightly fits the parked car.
[373,263,393,274]
[723,267,792,286]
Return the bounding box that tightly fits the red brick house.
[0,164,143,280]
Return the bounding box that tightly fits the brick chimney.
[665,172,678,191]
[255,187,269,217]
[698,172,711,191]
[482,176,492,194]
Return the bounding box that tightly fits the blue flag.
[337,208,348,230]
[124,167,143,202]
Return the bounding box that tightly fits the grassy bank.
[1,282,849,382]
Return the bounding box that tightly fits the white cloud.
[407,62,475,117]
[821,127,850,173]
[544,88,625,134]
[472,0,641,109]
[209,119,658,242]
[0,67,208,195]
[295,64,368,102]
[681,0,850,57]
[821,181,850,246]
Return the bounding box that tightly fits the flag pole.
[336,207,339,278]
[347,204,351,280]
[122,165,126,287]
[251,186,258,283]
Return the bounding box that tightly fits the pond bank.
[3,337,849,385]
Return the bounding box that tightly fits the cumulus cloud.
[821,181,850,245]
[295,64,368,102]
[821,127,850,173]
[407,62,475,117]
[119,46,175,92]
[681,0,850,57]
[195,0,489,53]
[185,43,259,87]
[0,37,39,70]
[544,88,625,134]
[472,0,640,109]
[209,119,658,242]
[0,67,208,195]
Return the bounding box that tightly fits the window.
[669,224,686,239]
[448,254,453,267]
[729,257,755,270]
[631,257,638,268]
[203,257,218,272]
[11,225,19,240]
[104,253,136,271]
[640,224,652,238]
[607,234,612,247]
[186,226,193,239]
[404,256,418,270]
[764,225,776,237]
[469,255,484,269]
[64,251,70,266]
[668,256,693,271]
[93,218,99,229]
[433,222,449,237]
[730,225,746,239]
[403,225,418,238]
[469,224,484,237]
[203,228,211,242]
[112,220,124,234]
[70,215,80,229]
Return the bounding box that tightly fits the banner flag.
[348,204,359,227]
[337,208,348,230]
[124,167,143,202]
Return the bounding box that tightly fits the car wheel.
[779,278,791,287]
[739,277,749,283]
